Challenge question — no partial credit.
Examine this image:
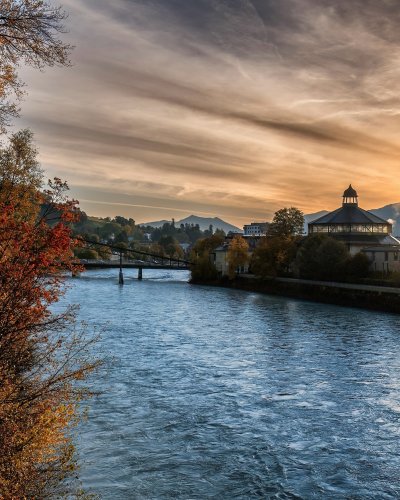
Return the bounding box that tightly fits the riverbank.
[191,274,400,313]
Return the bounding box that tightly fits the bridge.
[78,239,192,284]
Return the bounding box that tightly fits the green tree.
[74,247,99,260]
[296,234,349,280]
[99,221,121,241]
[268,207,304,237]
[317,239,348,280]
[158,235,183,258]
[345,252,371,280]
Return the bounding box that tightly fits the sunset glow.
[17,0,400,224]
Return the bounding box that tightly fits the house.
[243,222,269,237]
[309,185,400,272]
[211,237,250,276]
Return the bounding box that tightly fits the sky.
[15,0,400,226]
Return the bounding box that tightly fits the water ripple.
[55,269,400,499]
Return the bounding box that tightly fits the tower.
[342,184,358,206]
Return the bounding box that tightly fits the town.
[73,185,400,286]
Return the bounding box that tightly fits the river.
[58,269,400,499]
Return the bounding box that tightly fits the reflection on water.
[57,269,400,499]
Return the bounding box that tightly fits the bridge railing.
[78,238,193,267]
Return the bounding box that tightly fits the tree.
[251,236,299,278]
[268,207,304,237]
[227,236,249,279]
[345,252,371,280]
[190,233,224,282]
[0,0,71,129]
[192,233,224,256]
[296,234,349,280]
[316,238,349,280]
[158,235,183,258]
[74,247,99,260]
[0,132,98,497]
[0,129,42,218]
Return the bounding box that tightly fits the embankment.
[191,275,400,313]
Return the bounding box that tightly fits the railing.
[79,238,192,266]
[77,238,192,284]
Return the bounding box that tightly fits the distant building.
[179,243,191,253]
[309,185,400,272]
[226,231,244,239]
[243,222,269,237]
[211,235,250,276]
[212,243,230,275]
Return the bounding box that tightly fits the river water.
[58,269,400,499]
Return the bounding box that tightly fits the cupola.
[342,184,358,206]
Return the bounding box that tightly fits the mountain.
[141,215,242,233]
[140,203,400,236]
[303,210,329,233]
[370,203,400,235]
[139,219,170,229]
[304,203,400,236]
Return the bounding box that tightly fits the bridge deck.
[83,262,190,270]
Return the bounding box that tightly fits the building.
[309,185,400,272]
[211,237,250,276]
[243,222,269,237]
[212,243,230,275]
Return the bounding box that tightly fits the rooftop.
[310,204,389,225]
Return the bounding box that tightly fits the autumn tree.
[0,131,98,497]
[158,235,184,259]
[268,207,305,237]
[227,236,249,279]
[190,233,224,282]
[251,236,299,278]
[0,0,71,129]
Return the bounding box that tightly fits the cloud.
[14,0,400,225]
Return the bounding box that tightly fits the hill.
[140,215,242,233]
[370,203,400,235]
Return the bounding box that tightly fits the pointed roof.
[343,184,358,198]
[310,205,390,225]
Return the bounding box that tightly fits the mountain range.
[140,215,242,233]
[141,203,400,236]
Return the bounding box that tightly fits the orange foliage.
[0,136,98,497]
[227,236,249,279]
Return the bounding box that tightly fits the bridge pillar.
[119,252,124,285]
[138,267,143,280]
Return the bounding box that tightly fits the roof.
[363,235,400,250]
[343,184,358,198]
[310,204,390,225]
[214,244,229,252]
[327,234,399,244]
